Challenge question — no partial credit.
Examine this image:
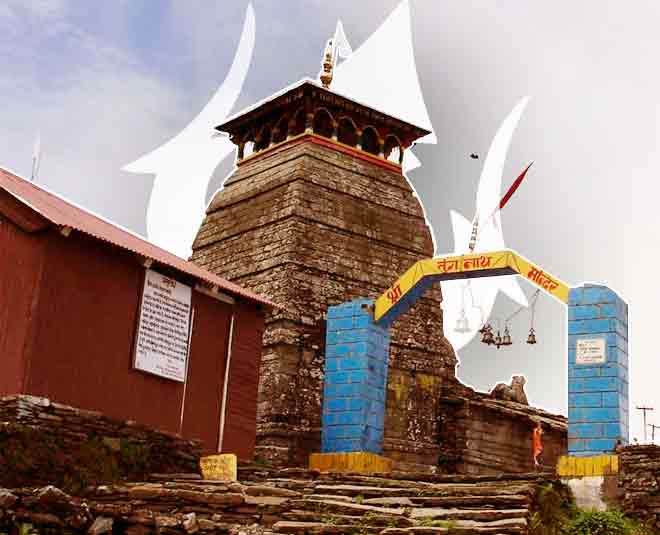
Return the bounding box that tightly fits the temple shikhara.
[191,78,458,470]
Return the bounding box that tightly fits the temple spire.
[319,38,334,88]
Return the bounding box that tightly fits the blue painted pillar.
[568,284,629,456]
[322,299,391,454]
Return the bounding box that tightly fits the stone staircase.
[0,469,553,534]
[240,468,550,534]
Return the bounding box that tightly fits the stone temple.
[191,78,566,473]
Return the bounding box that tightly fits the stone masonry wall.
[191,139,456,469]
[617,444,660,529]
[0,395,202,492]
[437,383,568,475]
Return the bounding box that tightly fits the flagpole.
[31,131,41,182]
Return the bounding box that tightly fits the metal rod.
[218,313,236,452]
[179,307,196,436]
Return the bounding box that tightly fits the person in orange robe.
[533,421,544,468]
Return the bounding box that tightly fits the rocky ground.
[0,467,554,534]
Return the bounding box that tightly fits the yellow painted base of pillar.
[199,453,237,481]
[309,451,393,473]
[557,454,619,477]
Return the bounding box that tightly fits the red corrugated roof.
[0,167,275,308]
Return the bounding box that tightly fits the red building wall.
[222,301,263,457]
[0,211,45,396]
[3,225,262,458]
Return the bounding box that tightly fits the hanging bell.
[485,330,495,345]
[527,328,537,345]
[481,324,493,344]
[502,326,512,346]
[494,330,502,349]
[454,310,471,333]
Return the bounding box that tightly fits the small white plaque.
[576,338,606,365]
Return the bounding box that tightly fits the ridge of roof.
[0,167,275,309]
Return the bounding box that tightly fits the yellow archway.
[374,249,569,326]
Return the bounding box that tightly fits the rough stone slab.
[409,494,528,508]
[26,513,63,526]
[245,485,301,497]
[88,517,113,535]
[163,482,230,493]
[411,507,529,521]
[417,484,534,497]
[361,497,414,506]
[273,521,380,534]
[289,499,405,516]
[314,484,416,497]
[245,495,291,506]
[282,510,414,527]
[0,489,18,509]
[306,494,354,503]
[150,473,202,481]
[382,528,523,535]
[176,490,244,507]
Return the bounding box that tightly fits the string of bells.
[453,288,540,349]
[477,322,536,349]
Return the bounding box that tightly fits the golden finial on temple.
[319,38,334,88]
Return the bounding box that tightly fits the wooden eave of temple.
[215,79,431,170]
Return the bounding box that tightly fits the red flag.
[488,161,534,221]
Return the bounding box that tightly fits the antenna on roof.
[31,131,42,182]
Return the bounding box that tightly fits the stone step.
[273,521,381,534]
[409,494,529,509]
[383,527,523,535]
[384,517,526,534]
[415,485,534,497]
[313,485,419,497]
[288,498,405,517]
[362,497,415,507]
[411,507,528,522]
[274,519,526,535]
[282,510,414,527]
[305,494,355,503]
[311,483,533,498]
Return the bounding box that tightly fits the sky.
[1,0,658,442]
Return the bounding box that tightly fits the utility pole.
[636,406,654,443]
[649,423,660,444]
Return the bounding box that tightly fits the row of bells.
[479,323,537,348]
[454,316,537,347]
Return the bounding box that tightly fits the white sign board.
[576,338,606,365]
[134,269,192,382]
